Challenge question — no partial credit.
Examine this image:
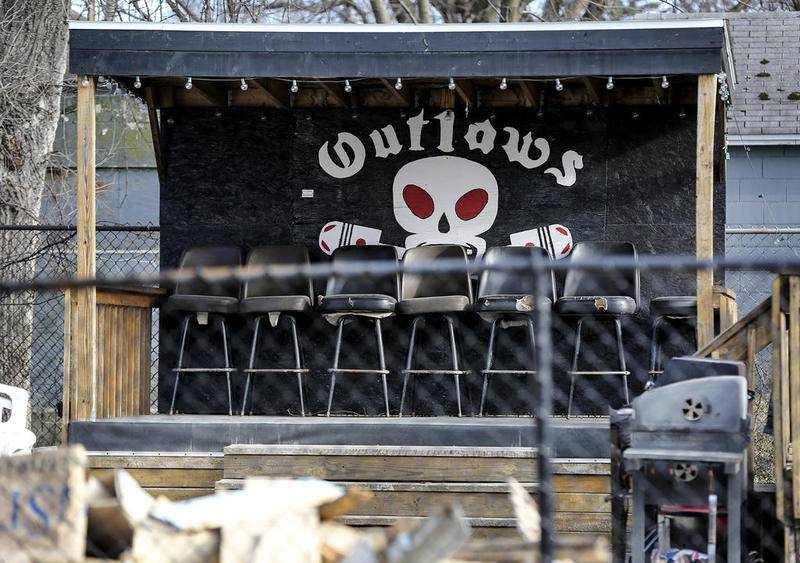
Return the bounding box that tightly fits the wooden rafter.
[581,77,602,106]
[192,80,228,107]
[143,87,166,185]
[249,79,289,109]
[313,79,348,108]
[516,81,538,108]
[379,78,412,106]
[453,80,476,108]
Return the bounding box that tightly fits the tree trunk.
[0,0,69,416]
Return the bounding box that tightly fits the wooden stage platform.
[69,415,611,539]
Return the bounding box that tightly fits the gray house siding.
[727,146,800,226]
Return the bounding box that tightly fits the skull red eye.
[403,184,434,219]
[455,188,488,221]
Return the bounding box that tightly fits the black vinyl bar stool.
[398,245,472,417]
[474,246,556,416]
[648,296,697,387]
[166,245,242,415]
[319,245,399,417]
[239,246,313,416]
[555,241,640,418]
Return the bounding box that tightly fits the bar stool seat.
[319,294,396,314]
[166,294,239,314]
[239,295,311,314]
[473,294,547,314]
[556,296,637,316]
[650,296,697,317]
[397,295,471,315]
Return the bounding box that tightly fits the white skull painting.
[392,156,498,256]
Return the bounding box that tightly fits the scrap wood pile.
[0,447,609,563]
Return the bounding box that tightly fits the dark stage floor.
[68,415,609,458]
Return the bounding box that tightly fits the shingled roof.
[637,11,800,143]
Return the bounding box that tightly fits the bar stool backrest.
[325,245,399,298]
[175,245,242,298]
[562,241,640,303]
[243,246,313,300]
[401,245,472,301]
[477,246,555,301]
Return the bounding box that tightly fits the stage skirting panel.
[74,415,611,538]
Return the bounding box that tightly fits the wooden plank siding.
[87,454,223,500]
[63,286,165,438]
[221,444,611,536]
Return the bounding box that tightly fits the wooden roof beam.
[516,81,538,108]
[581,77,602,106]
[379,78,412,106]
[453,80,476,108]
[191,80,228,107]
[313,79,348,108]
[248,79,289,108]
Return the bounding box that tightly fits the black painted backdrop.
[159,107,725,416]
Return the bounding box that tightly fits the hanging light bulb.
[448,77,456,91]
[661,75,669,89]
[290,80,299,94]
[81,75,89,87]
[606,76,614,90]
[499,78,508,91]
[344,80,352,93]
[631,108,640,120]
[185,77,193,90]
[586,107,594,118]
[555,79,564,92]
[133,76,142,89]
[678,107,687,119]
[240,78,248,91]
[395,77,403,91]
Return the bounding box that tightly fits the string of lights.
[98,72,732,106]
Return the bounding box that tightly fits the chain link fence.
[0,225,160,446]
[725,228,800,486]
[3,238,800,560]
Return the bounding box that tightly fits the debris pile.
[0,447,609,562]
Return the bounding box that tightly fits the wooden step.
[216,478,609,518]
[88,453,223,498]
[338,514,611,534]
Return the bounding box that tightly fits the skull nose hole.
[437,213,450,234]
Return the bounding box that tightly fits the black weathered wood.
[69,48,723,79]
[69,27,722,54]
[156,107,724,417]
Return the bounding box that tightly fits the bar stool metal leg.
[241,316,261,415]
[326,317,345,417]
[567,318,584,419]
[446,314,463,417]
[648,315,664,388]
[479,318,499,416]
[400,316,421,417]
[170,315,191,415]
[374,318,390,417]
[614,318,630,405]
[220,317,233,416]
[527,318,537,415]
[288,315,306,417]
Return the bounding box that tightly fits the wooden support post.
[695,74,716,348]
[75,76,97,422]
[789,277,800,520]
[772,276,789,525]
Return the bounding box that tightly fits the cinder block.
[787,180,800,202]
[726,156,762,179]
[763,157,800,179]
[726,201,764,225]
[739,178,787,201]
[763,202,800,225]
